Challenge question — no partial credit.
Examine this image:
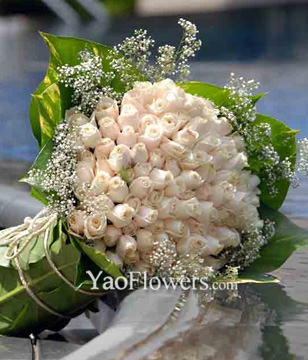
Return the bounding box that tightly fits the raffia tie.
[0,208,106,319]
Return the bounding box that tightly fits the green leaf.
[20,139,54,203]
[71,236,122,278]
[180,81,264,108]
[254,114,298,210]
[239,205,308,282]
[0,220,99,336]
[30,32,145,149]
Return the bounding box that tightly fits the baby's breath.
[224,73,294,197]
[58,51,119,115]
[27,122,81,216]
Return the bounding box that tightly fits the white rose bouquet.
[0,19,307,336]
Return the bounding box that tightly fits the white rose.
[84,212,107,240]
[94,138,115,159]
[76,161,95,184]
[117,126,137,148]
[96,96,119,120]
[108,144,132,172]
[104,225,122,247]
[80,123,101,148]
[98,117,120,141]
[107,204,135,228]
[118,104,139,130]
[107,176,129,203]
[129,177,152,199]
[67,210,86,236]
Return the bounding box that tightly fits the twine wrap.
[0,209,106,319]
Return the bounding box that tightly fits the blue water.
[0,4,307,162]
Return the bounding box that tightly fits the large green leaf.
[30,32,145,149]
[20,139,54,203]
[180,81,263,108]
[0,221,99,336]
[253,114,298,210]
[70,235,122,279]
[239,205,308,282]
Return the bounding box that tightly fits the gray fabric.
[61,288,183,360]
[0,185,42,228]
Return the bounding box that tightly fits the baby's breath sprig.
[221,219,275,269]
[223,73,294,197]
[110,18,201,84]
[58,51,119,115]
[27,121,81,217]
[296,138,308,178]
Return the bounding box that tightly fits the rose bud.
[90,171,111,194]
[177,234,205,255]
[124,251,140,266]
[84,212,107,240]
[148,219,165,234]
[209,182,233,208]
[116,234,137,259]
[78,150,96,169]
[160,113,181,137]
[138,114,159,133]
[194,134,221,153]
[107,204,135,228]
[164,219,188,239]
[135,206,158,227]
[154,232,170,244]
[196,183,211,201]
[107,176,129,203]
[122,221,138,236]
[125,195,141,213]
[178,170,202,190]
[104,225,122,247]
[131,143,148,164]
[149,149,165,168]
[80,123,101,148]
[94,239,106,253]
[96,158,115,176]
[134,260,154,275]
[164,180,180,197]
[67,210,86,236]
[164,158,181,177]
[211,117,232,136]
[117,126,137,148]
[196,164,216,182]
[134,162,152,177]
[67,110,89,126]
[149,168,173,190]
[200,235,224,257]
[145,190,164,207]
[186,218,206,236]
[189,116,211,134]
[139,124,163,151]
[148,97,168,115]
[223,152,247,171]
[96,96,119,120]
[96,194,115,211]
[118,104,139,130]
[160,139,187,160]
[106,251,123,269]
[129,176,152,199]
[98,117,120,141]
[136,229,154,253]
[76,161,95,184]
[94,138,115,159]
[172,127,199,148]
[176,197,201,219]
[211,227,240,248]
[108,144,132,172]
[178,190,196,201]
[181,151,212,171]
[157,197,178,219]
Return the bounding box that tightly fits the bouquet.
[0,19,307,336]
